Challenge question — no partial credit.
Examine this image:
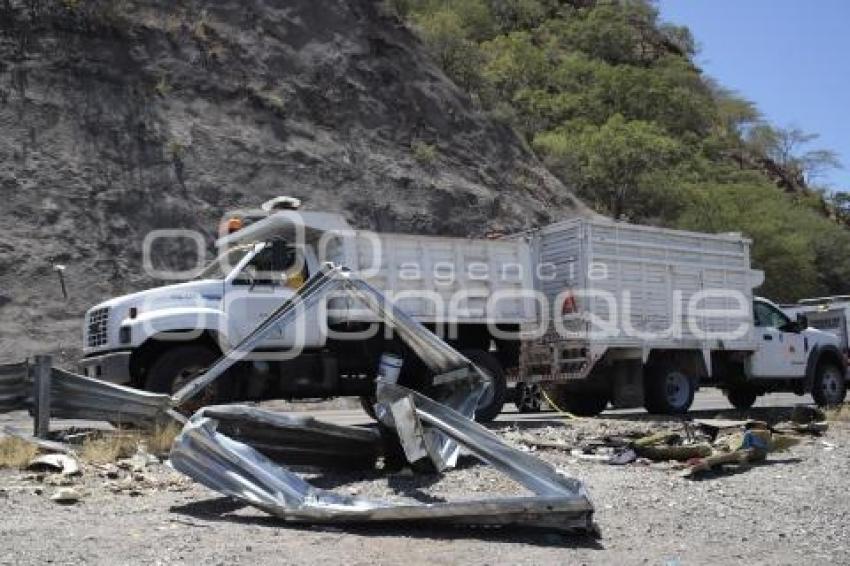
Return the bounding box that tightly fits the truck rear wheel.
[812,362,847,407]
[644,364,695,415]
[514,382,544,413]
[724,386,758,411]
[144,344,223,409]
[463,349,506,423]
[545,385,609,417]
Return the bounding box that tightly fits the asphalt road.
[0,389,814,433]
[272,389,815,427]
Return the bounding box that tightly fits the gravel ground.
[1,409,848,565]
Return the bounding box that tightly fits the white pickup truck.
[519,218,847,415]
[79,200,535,421]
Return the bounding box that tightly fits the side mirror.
[796,313,809,330]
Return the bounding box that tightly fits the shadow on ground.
[170,496,604,549]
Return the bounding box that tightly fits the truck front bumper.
[79,351,132,385]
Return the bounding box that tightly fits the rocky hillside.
[0,0,586,361]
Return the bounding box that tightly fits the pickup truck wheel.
[724,387,758,411]
[812,362,847,407]
[144,345,222,410]
[515,382,544,413]
[644,365,695,415]
[463,349,506,423]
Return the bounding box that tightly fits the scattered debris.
[118,446,159,473]
[170,382,595,533]
[27,454,81,476]
[50,487,81,504]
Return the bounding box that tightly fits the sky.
[658,0,850,190]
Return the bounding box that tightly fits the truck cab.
[728,296,848,409]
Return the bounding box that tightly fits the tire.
[812,362,847,407]
[547,386,609,417]
[144,344,222,409]
[644,364,695,415]
[514,382,544,413]
[463,349,507,423]
[725,387,758,411]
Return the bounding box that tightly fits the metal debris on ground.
[27,454,81,476]
[47,368,176,429]
[198,405,383,470]
[170,382,594,533]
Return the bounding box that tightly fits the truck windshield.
[194,246,254,280]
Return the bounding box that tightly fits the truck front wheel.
[144,344,223,407]
[644,364,695,415]
[463,349,507,423]
[812,362,847,407]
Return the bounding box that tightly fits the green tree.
[404,0,850,300]
[534,114,682,218]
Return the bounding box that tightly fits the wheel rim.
[820,367,844,405]
[664,371,691,409]
[517,383,542,411]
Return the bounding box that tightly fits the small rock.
[50,487,81,504]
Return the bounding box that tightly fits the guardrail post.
[33,355,52,439]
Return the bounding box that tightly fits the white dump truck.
[79,200,536,422]
[79,199,847,420]
[518,218,847,415]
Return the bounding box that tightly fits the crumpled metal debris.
[170,382,594,533]
[193,405,383,470]
[48,368,177,429]
[167,264,593,532]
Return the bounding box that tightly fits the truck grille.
[87,307,110,348]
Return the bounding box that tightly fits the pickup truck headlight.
[119,325,131,344]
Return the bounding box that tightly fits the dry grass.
[80,433,139,464]
[0,437,40,469]
[145,422,181,456]
[826,403,850,422]
[79,423,181,464]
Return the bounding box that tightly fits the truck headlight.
[119,325,131,344]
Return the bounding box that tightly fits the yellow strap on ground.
[540,388,580,421]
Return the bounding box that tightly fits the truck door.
[748,300,807,378]
[224,240,319,350]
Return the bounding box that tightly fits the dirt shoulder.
[1,411,848,565]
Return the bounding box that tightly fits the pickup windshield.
[194,246,254,280]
